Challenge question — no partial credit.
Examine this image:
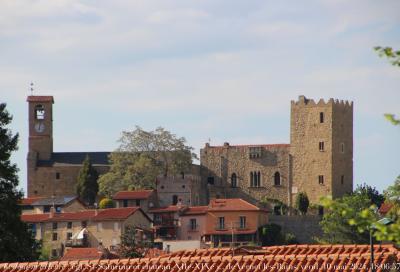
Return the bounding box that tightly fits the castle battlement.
[291,95,353,108]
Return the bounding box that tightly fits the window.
[320,112,324,123]
[180,172,185,179]
[55,172,60,179]
[341,143,345,153]
[249,147,262,159]
[218,217,225,229]
[55,206,61,213]
[52,233,58,241]
[341,175,344,185]
[239,216,246,229]
[67,222,72,229]
[66,233,72,240]
[35,105,45,120]
[172,195,178,205]
[190,219,197,230]
[135,199,141,206]
[319,141,324,151]
[273,206,282,215]
[97,222,103,232]
[274,172,281,186]
[123,199,128,207]
[182,185,185,189]
[207,177,215,185]
[250,171,261,187]
[44,206,51,213]
[51,249,57,258]
[231,173,237,188]
[114,222,120,232]
[318,175,324,185]
[81,221,87,228]
[52,222,57,230]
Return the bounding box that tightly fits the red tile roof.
[19,197,45,205]
[0,244,398,272]
[143,248,168,258]
[208,198,261,211]
[21,207,144,222]
[149,205,185,213]
[20,214,49,223]
[181,206,208,216]
[94,207,140,221]
[113,190,154,200]
[60,248,103,261]
[26,96,54,103]
[379,203,394,215]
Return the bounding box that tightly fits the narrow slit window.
[320,112,324,123]
[319,142,324,151]
[318,175,324,185]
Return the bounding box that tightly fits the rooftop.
[113,190,154,200]
[208,198,261,212]
[21,207,145,223]
[26,96,54,103]
[37,152,110,167]
[0,244,398,272]
[60,248,104,261]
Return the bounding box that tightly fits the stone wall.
[269,215,323,244]
[200,143,291,206]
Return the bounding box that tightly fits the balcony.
[153,219,179,227]
[65,238,88,247]
[214,222,247,231]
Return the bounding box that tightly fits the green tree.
[259,224,298,246]
[99,198,114,209]
[76,155,99,206]
[295,192,309,215]
[319,191,379,244]
[118,225,151,258]
[99,126,197,197]
[0,103,40,261]
[354,183,385,208]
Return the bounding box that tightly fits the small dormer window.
[35,105,45,120]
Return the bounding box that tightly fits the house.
[203,198,268,247]
[179,206,208,241]
[1,244,399,272]
[20,196,86,215]
[21,207,152,260]
[113,190,158,214]
[148,205,185,246]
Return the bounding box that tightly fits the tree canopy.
[319,185,383,244]
[99,126,197,197]
[0,103,40,262]
[76,155,99,206]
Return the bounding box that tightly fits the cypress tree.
[0,103,39,261]
[76,155,99,206]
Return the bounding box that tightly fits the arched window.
[35,105,45,120]
[250,172,254,187]
[231,173,237,188]
[274,172,281,186]
[172,195,178,205]
[250,171,261,187]
[257,171,261,187]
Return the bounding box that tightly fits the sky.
[1,0,399,195]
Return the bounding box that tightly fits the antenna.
[30,82,34,95]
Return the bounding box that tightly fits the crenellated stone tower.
[290,95,353,204]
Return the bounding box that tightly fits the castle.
[27,95,353,207]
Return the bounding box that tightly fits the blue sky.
[1,0,399,195]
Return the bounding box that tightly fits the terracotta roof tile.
[180,206,208,216]
[19,197,45,205]
[21,207,142,222]
[113,190,154,200]
[1,245,399,272]
[379,203,394,215]
[208,198,260,211]
[60,248,103,261]
[149,205,185,213]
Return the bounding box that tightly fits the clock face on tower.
[34,122,45,133]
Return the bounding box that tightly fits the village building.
[113,190,158,214]
[20,196,86,215]
[21,207,152,260]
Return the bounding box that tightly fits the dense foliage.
[99,126,197,197]
[76,155,99,206]
[295,192,310,215]
[0,103,40,261]
[99,198,114,209]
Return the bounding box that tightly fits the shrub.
[99,198,114,209]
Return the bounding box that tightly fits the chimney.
[49,206,55,218]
